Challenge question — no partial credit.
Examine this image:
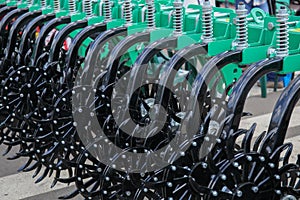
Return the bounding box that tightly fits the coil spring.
[173,0,183,36]
[41,0,46,8]
[26,0,32,6]
[147,0,155,29]
[201,0,213,42]
[53,0,60,12]
[69,0,76,15]
[276,6,289,57]
[103,0,112,22]
[83,0,93,18]
[124,0,133,26]
[235,3,248,50]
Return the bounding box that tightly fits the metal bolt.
[125,191,131,196]
[167,182,173,187]
[269,163,275,168]
[236,190,243,197]
[275,190,281,195]
[282,195,297,200]
[246,156,253,161]
[171,166,177,171]
[259,156,265,162]
[233,162,239,167]
[268,22,275,30]
[221,174,227,181]
[252,186,259,193]
[275,175,281,180]
[212,191,218,196]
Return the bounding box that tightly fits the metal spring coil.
[276,7,289,57]
[236,3,248,50]
[83,0,93,18]
[69,0,76,15]
[201,0,213,42]
[26,0,32,6]
[53,0,60,12]
[124,0,133,26]
[147,0,156,29]
[103,0,112,22]
[173,0,183,36]
[41,0,47,8]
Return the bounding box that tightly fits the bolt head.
[212,191,218,197]
[259,156,265,162]
[275,190,281,195]
[202,162,208,169]
[246,156,253,161]
[236,190,243,197]
[125,191,131,196]
[275,175,280,180]
[221,174,227,181]
[167,182,173,187]
[268,22,275,30]
[269,163,275,168]
[252,186,259,193]
[233,162,239,167]
[171,166,177,171]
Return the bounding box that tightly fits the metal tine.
[58,189,80,199]
[27,162,41,175]
[17,13,57,66]
[225,128,246,158]
[241,123,256,153]
[0,7,28,56]
[63,3,110,87]
[270,143,294,163]
[224,6,289,133]
[50,170,60,188]
[101,0,182,109]
[28,2,127,184]
[0,0,70,164]
[139,4,298,197]
[282,143,293,165]
[149,1,211,116]
[2,9,42,67]
[259,128,278,154]
[264,76,300,152]
[253,131,266,152]
[35,167,50,183]
[1,2,299,200]
[2,144,12,156]
[17,157,34,171]
[78,27,127,83]
[162,3,246,135]
[0,4,18,22]
[31,17,71,67]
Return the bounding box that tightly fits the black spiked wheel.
[74,139,163,200]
